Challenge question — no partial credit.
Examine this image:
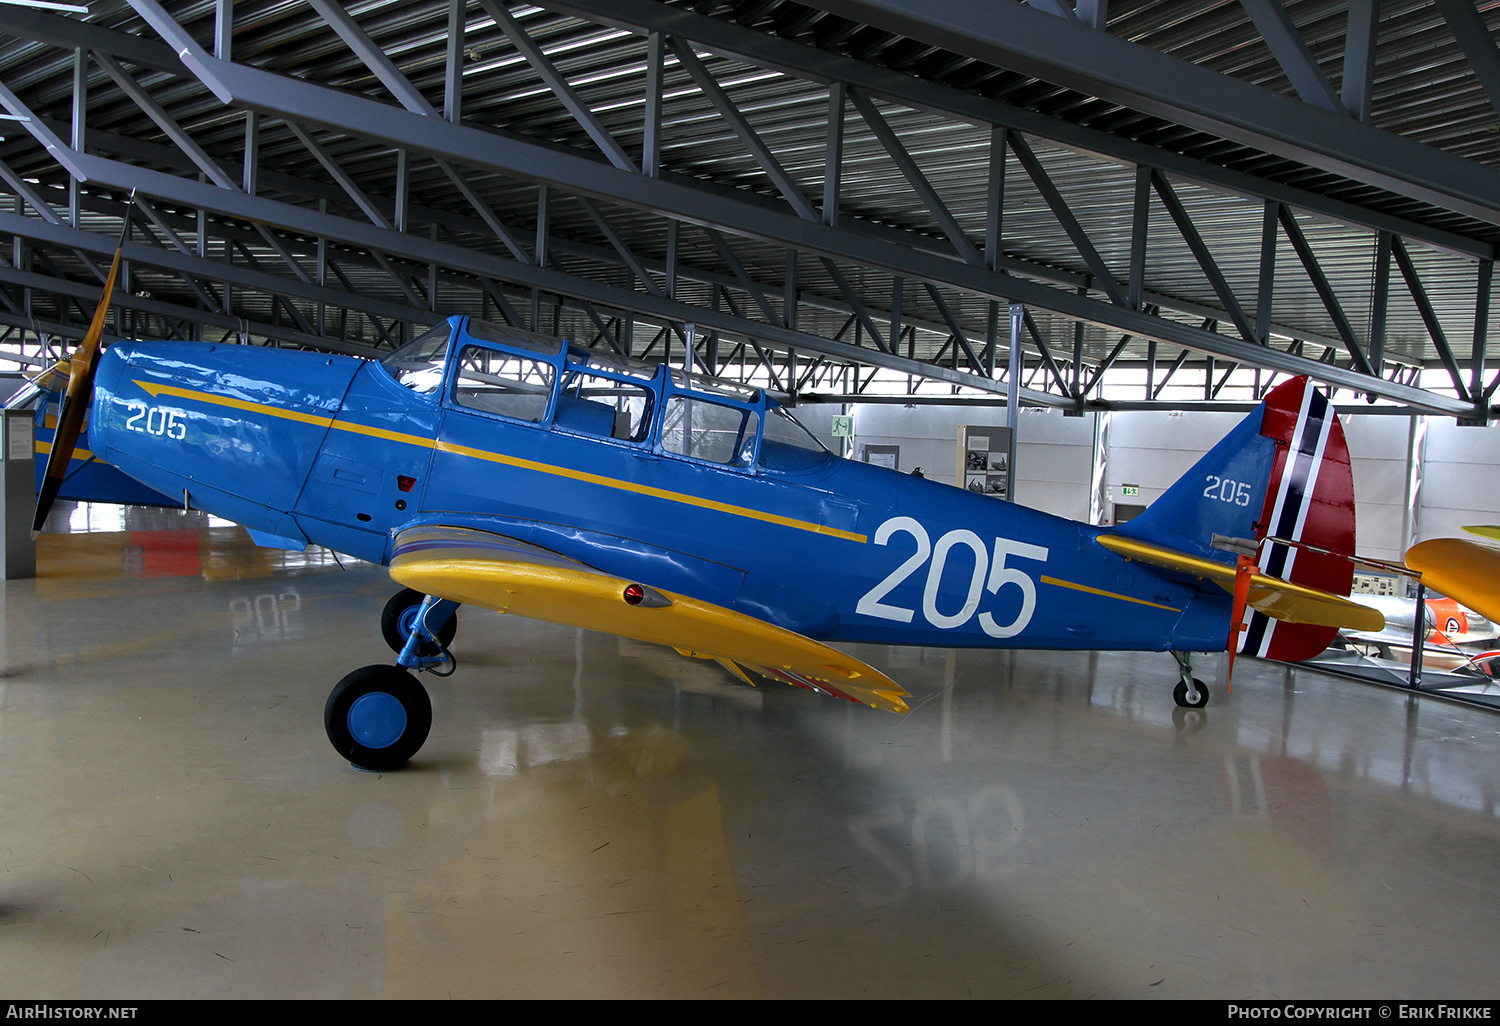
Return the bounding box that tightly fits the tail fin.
[1113,376,1356,661]
[1242,377,1355,660]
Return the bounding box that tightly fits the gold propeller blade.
[32,199,132,536]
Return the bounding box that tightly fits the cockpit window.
[760,407,833,471]
[380,322,451,394]
[453,345,555,423]
[669,368,760,404]
[465,317,565,357]
[661,396,759,467]
[558,369,654,441]
[568,345,657,381]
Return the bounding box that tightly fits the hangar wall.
[1421,421,1500,547]
[849,403,1095,521]
[1342,417,1417,565]
[849,403,1500,566]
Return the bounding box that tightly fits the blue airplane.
[32,283,1382,770]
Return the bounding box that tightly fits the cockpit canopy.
[378,316,831,473]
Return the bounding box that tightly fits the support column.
[2,409,36,579]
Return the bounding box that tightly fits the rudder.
[1110,375,1357,662]
[1239,377,1356,661]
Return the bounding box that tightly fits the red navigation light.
[623,584,645,606]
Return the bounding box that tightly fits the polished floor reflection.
[4,504,1500,998]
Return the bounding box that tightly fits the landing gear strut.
[381,587,457,656]
[324,591,462,770]
[1171,651,1209,708]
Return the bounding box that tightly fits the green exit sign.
[831,415,854,437]
[1121,484,1140,497]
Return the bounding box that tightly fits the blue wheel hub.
[398,606,420,641]
[348,691,407,749]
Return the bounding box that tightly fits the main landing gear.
[323,590,461,771]
[1171,651,1209,708]
[381,587,457,657]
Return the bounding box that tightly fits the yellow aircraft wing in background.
[1405,537,1500,625]
[389,525,910,714]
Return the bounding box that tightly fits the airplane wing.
[388,525,910,713]
[1096,534,1385,632]
[1406,538,1500,624]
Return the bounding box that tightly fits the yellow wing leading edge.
[389,525,909,714]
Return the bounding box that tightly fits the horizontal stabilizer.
[390,525,909,713]
[1097,534,1384,632]
[1406,538,1500,624]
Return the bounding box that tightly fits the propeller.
[32,196,132,536]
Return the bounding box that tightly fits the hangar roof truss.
[0,1,1495,417]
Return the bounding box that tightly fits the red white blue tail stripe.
[1238,378,1356,661]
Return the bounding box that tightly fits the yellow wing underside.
[1406,538,1500,625]
[390,527,909,714]
[1096,534,1385,632]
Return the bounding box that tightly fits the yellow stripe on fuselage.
[431,439,865,542]
[132,379,867,544]
[1040,575,1181,612]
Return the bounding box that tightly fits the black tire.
[324,664,433,771]
[381,588,457,656]
[1173,677,1210,709]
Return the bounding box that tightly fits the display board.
[959,426,1011,499]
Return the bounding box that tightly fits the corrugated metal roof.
[0,0,1492,408]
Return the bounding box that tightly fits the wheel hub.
[347,691,407,749]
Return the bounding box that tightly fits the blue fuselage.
[89,318,1233,654]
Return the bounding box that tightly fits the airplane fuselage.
[89,317,1236,656]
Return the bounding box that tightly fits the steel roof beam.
[846,85,983,268]
[793,0,1500,230]
[537,0,1494,260]
[0,1,1466,414]
[128,44,1470,412]
[1237,0,1342,114]
[43,146,1057,402]
[28,115,1360,370]
[666,35,819,222]
[9,82,1450,379]
[475,0,638,173]
[0,261,378,356]
[0,209,442,329]
[1432,0,1500,125]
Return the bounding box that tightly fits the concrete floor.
[3,503,1500,998]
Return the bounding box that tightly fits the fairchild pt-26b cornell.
[35,299,1381,769]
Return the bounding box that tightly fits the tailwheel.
[1170,651,1210,708]
[1173,677,1210,709]
[381,587,457,656]
[325,664,432,771]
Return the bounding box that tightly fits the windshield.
[759,407,833,472]
[379,322,451,394]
